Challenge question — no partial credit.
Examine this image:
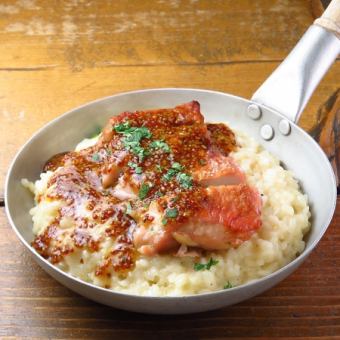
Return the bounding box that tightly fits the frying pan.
[5,1,340,314]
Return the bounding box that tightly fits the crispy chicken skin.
[173,184,262,250]
[133,184,262,256]
[193,150,245,187]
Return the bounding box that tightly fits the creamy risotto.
[23,102,310,296]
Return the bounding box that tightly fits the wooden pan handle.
[314,0,340,39]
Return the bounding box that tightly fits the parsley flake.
[163,168,178,181]
[138,183,151,200]
[193,263,206,271]
[150,140,171,153]
[113,121,134,133]
[171,162,183,171]
[165,207,178,218]
[163,162,184,181]
[161,217,168,225]
[92,153,100,162]
[155,191,164,198]
[176,172,193,189]
[194,258,219,271]
[223,281,233,289]
[114,121,152,161]
[128,161,142,174]
[136,146,150,161]
[162,162,192,189]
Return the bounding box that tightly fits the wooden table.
[1,1,339,338]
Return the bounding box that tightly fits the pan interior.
[6,88,336,285]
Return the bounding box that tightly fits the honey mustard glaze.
[32,101,263,278]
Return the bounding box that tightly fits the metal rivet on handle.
[260,124,274,141]
[247,104,262,120]
[278,119,291,135]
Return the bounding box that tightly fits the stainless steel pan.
[5,1,340,314]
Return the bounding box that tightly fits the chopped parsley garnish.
[135,146,150,161]
[150,140,171,153]
[92,153,100,162]
[161,217,168,225]
[114,122,151,139]
[193,263,206,271]
[171,162,183,171]
[165,207,178,218]
[163,162,183,181]
[155,191,164,198]
[163,168,178,181]
[223,281,233,289]
[128,161,142,174]
[176,172,193,189]
[162,162,193,189]
[199,159,206,165]
[138,183,151,200]
[114,121,152,161]
[194,258,219,271]
[114,121,135,134]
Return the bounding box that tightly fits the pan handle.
[251,0,340,123]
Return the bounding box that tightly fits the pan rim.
[4,87,337,303]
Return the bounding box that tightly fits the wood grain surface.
[1,0,339,338]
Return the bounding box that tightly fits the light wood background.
[1,0,339,338]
